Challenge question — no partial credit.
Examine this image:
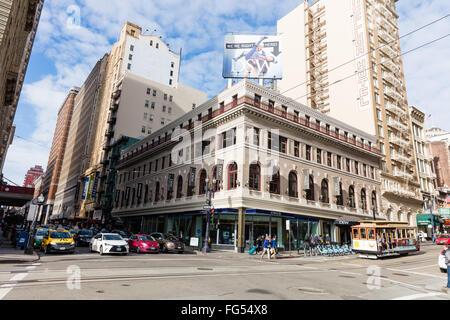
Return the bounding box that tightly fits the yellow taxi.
[41,229,76,254]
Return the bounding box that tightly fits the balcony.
[387,118,407,132]
[380,44,397,59]
[384,72,401,88]
[109,101,119,112]
[107,114,116,124]
[390,136,410,149]
[381,59,398,73]
[385,102,406,116]
[391,152,411,164]
[378,28,395,43]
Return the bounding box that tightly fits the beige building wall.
[277,0,422,225]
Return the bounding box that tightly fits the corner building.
[112,80,382,252]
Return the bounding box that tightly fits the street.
[0,243,448,300]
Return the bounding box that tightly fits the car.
[89,233,129,255]
[41,229,76,254]
[150,232,184,254]
[436,234,450,245]
[439,249,448,273]
[33,228,49,248]
[128,234,160,253]
[74,229,94,247]
[111,230,131,242]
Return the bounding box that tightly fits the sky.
[3,0,450,186]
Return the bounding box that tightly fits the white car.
[439,250,447,273]
[89,233,129,255]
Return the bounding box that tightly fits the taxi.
[41,229,76,254]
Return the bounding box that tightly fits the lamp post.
[202,178,216,254]
[24,194,45,255]
[426,198,436,243]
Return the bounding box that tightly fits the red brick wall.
[431,141,450,188]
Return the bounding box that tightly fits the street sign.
[203,205,212,210]
[286,220,290,230]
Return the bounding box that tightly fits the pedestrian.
[271,235,277,259]
[444,244,450,291]
[261,235,271,260]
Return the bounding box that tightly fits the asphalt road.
[0,244,448,300]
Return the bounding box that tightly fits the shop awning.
[334,216,361,226]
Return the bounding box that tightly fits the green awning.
[416,213,440,226]
[439,208,450,216]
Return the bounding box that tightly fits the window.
[355,161,359,175]
[269,168,280,194]
[171,62,174,68]
[145,100,149,108]
[376,109,381,120]
[169,95,173,102]
[156,43,159,49]
[130,45,134,51]
[168,107,172,114]
[153,90,157,97]
[280,137,287,154]
[363,164,367,177]
[306,175,314,201]
[149,114,154,121]
[170,70,173,77]
[294,141,300,157]
[337,155,342,170]
[254,94,261,106]
[372,191,377,213]
[219,128,236,149]
[375,93,380,104]
[320,179,329,203]
[288,172,298,197]
[360,228,367,240]
[249,163,260,191]
[161,157,165,170]
[361,188,367,210]
[164,94,167,101]
[151,102,155,109]
[348,186,355,208]
[161,118,165,125]
[336,182,343,206]
[143,113,147,120]
[169,79,173,85]
[163,105,166,112]
[147,88,151,95]
[141,126,146,134]
[176,176,183,198]
[253,128,260,146]
[129,54,133,60]
[305,115,310,126]
[317,148,322,164]
[327,152,332,167]
[306,145,311,161]
[154,182,160,203]
[378,125,383,137]
[352,228,359,240]
[199,170,207,195]
[150,40,153,46]
[127,63,131,70]
[228,162,238,190]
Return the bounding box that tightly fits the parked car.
[41,230,76,254]
[75,229,94,247]
[436,234,450,245]
[149,232,184,253]
[33,228,49,248]
[128,234,160,253]
[111,230,131,242]
[89,233,129,255]
[439,249,448,273]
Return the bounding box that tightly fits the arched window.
[249,163,260,191]
[336,182,343,206]
[199,170,207,195]
[187,173,194,197]
[371,191,377,213]
[348,186,355,208]
[155,182,160,203]
[361,188,367,210]
[176,176,183,198]
[306,175,315,201]
[320,179,329,203]
[288,171,298,197]
[269,168,280,194]
[228,162,238,190]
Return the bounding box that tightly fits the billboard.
[223,34,282,79]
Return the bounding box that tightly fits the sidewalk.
[0,231,37,264]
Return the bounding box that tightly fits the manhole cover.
[247,289,271,295]
[197,268,213,271]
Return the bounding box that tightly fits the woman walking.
[260,235,271,260]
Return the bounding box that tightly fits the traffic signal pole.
[202,180,215,254]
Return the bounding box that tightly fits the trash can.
[16,231,28,249]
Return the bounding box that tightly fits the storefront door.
[245,222,254,249]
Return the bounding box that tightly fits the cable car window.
[402,229,406,239]
[360,228,367,240]
[352,228,359,239]
[368,229,375,240]
[397,230,402,239]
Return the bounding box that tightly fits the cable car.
[351,221,420,259]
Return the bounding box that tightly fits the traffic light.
[210,209,215,222]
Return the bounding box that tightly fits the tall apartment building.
[23,165,43,188]
[0,0,44,174]
[52,56,109,221]
[51,22,207,223]
[427,128,450,191]
[409,106,438,207]
[41,87,79,222]
[277,0,422,224]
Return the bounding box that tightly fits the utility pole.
[202,178,216,254]
[24,194,44,255]
[427,198,436,243]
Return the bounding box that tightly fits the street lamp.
[426,198,436,243]
[24,194,45,255]
[202,178,216,254]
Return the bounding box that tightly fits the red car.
[128,234,160,253]
[436,234,450,245]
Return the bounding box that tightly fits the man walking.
[444,244,450,291]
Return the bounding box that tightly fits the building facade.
[52,56,109,222]
[0,0,44,174]
[23,165,44,188]
[51,22,207,224]
[277,0,422,224]
[112,80,382,252]
[41,87,79,222]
